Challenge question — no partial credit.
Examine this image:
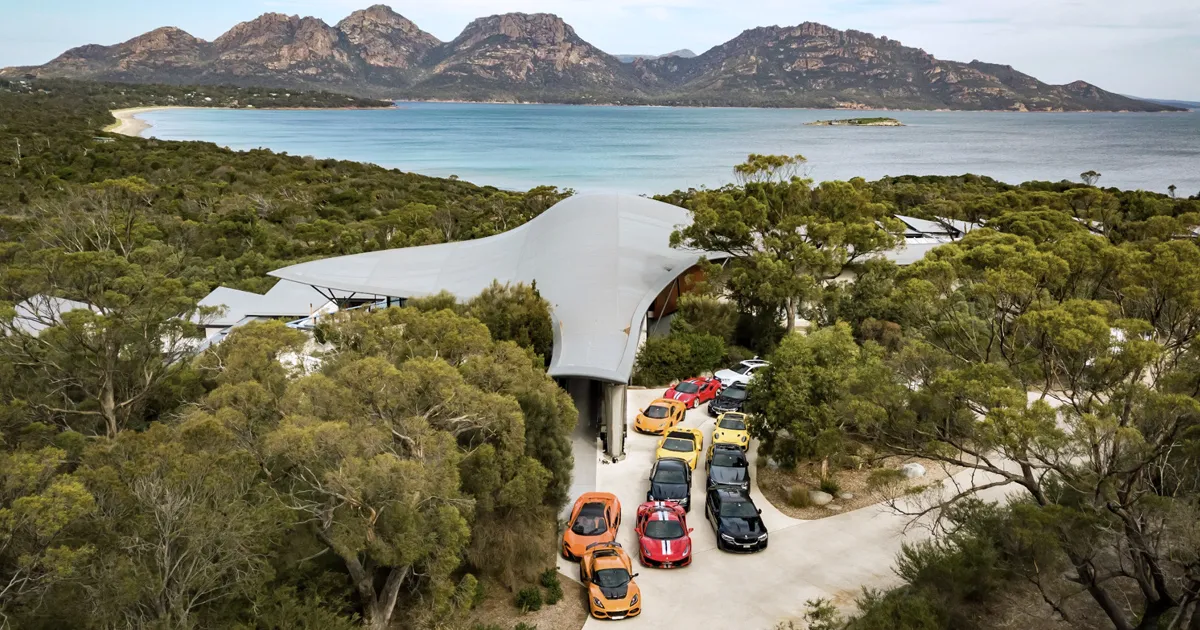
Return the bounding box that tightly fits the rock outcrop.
[2,7,1179,112]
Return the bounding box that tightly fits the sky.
[3,0,1198,100]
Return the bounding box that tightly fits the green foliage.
[514,586,543,613]
[514,623,538,630]
[803,598,843,630]
[669,156,902,333]
[631,332,726,386]
[539,568,563,604]
[672,293,738,344]
[748,324,901,467]
[465,281,555,365]
[818,475,841,495]
[785,485,813,508]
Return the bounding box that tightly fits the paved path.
[558,388,1012,629]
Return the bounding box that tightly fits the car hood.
[711,396,744,409]
[640,535,690,560]
[649,481,688,500]
[591,581,639,602]
[718,516,766,537]
[709,466,748,485]
[714,369,740,381]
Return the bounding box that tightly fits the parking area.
[557,387,1011,629]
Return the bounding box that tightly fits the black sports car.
[647,457,692,511]
[708,383,748,416]
[706,444,750,491]
[704,487,768,553]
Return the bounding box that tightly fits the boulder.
[808,490,834,506]
[838,492,855,501]
[901,463,926,479]
[764,457,781,471]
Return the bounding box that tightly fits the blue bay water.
[139,103,1200,196]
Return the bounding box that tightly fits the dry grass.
[757,455,959,520]
[463,575,588,630]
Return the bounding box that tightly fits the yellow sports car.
[655,428,704,469]
[634,399,687,434]
[712,412,750,451]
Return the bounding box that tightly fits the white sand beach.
[105,106,183,137]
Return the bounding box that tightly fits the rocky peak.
[126,27,204,52]
[337,4,441,68]
[453,13,579,49]
[214,13,307,51]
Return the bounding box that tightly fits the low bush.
[514,623,538,630]
[539,568,563,604]
[786,484,813,508]
[867,468,906,490]
[514,587,543,613]
[819,475,841,495]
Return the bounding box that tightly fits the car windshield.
[732,364,752,375]
[593,568,631,588]
[718,417,747,430]
[644,405,669,419]
[662,438,693,452]
[721,387,747,401]
[653,467,687,484]
[572,503,608,536]
[712,452,747,468]
[644,520,685,539]
[675,381,699,394]
[719,500,759,518]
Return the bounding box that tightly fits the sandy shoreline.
[105,106,187,137]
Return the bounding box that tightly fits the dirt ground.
[756,454,960,520]
[465,576,589,630]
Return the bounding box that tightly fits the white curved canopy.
[270,194,713,383]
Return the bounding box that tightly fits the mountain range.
[1,5,1181,112]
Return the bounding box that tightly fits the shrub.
[867,468,906,490]
[631,332,726,386]
[786,484,813,508]
[819,475,841,496]
[472,578,487,609]
[514,623,538,630]
[539,568,563,604]
[514,586,543,613]
[723,344,758,366]
[544,580,563,605]
[674,293,738,343]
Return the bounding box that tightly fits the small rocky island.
[806,117,905,127]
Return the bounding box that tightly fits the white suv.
[713,358,770,387]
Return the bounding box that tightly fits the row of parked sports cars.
[559,361,772,620]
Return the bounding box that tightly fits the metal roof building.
[271,194,716,384]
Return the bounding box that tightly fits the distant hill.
[614,49,697,63]
[1124,96,1199,110]
[2,5,1180,112]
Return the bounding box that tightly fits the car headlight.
[679,496,689,505]
[720,534,735,542]
[740,435,748,442]
[741,481,750,490]
[714,431,722,439]
[758,533,768,541]
[631,594,639,606]
[593,597,605,609]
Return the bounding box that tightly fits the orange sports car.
[562,492,622,560]
[580,542,642,620]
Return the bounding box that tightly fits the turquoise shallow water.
[139,102,1200,195]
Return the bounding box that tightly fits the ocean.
[138,102,1200,196]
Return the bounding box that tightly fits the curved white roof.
[270,194,713,383]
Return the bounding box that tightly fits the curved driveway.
[558,387,1010,629]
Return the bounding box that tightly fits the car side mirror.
[757,508,763,514]
[632,573,639,578]
[688,527,694,533]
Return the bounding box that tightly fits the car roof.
[712,487,753,501]
[578,502,607,518]
[710,448,748,464]
[593,553,627,570]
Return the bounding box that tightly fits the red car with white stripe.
[635,501,693,568]
[662,377,722,409]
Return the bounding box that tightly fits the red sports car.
[663,377,722,409]
[635,501,693,568]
